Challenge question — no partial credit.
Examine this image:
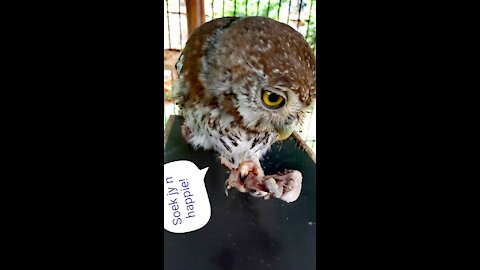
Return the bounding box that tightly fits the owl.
[174,16,316,203]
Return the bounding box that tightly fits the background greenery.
[206,0,316,53]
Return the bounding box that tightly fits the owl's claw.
[223,161,263,198]
[224,180,230,196]
[249,189,269,197]
[239,166,250,179]
[238,160,264,178]
[225,169,247,194]
[223,159,301,202]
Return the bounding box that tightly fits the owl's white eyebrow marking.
[266,87,288,101]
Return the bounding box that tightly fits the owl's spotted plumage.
[174,17,316,202]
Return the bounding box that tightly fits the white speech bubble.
[164,160,210,233]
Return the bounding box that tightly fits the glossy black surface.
[164,116,316,270]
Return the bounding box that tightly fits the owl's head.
[178,16,315,140]
[209,17,316,140]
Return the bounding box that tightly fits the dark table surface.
[164,116,316,270]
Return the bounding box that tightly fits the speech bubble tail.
[200,167,209,178]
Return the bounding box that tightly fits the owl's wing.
[172,51,186,108]
[175,52,184,76]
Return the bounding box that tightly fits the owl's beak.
[275,126,295,141]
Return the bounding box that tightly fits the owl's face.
[233,68,315,140]
[177,16,315,140]
[213,17,316,140]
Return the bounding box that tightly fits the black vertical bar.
[179,0,182,48]
[305,0,313,39]
[287,0,292,23]
[266,0,271,17]
[277,0,282,20]
[245,0,248,16]
[166,0,172,49]
[233,0,237,16]
[296,0,303,31]
[256,0,260,16]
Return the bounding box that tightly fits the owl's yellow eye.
[262,90,285,109]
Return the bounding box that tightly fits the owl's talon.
[249,189,268,197]
[238,160,264,178]
[224,180,230,196]
[225,167,303,202]
[239,169,249,179]
[225,169,248,194]
[238,163,252,178]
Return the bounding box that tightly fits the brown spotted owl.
[174,16,316,203]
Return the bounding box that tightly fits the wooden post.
[186,0,205,37]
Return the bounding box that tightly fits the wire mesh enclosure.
[164,0,316,153]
